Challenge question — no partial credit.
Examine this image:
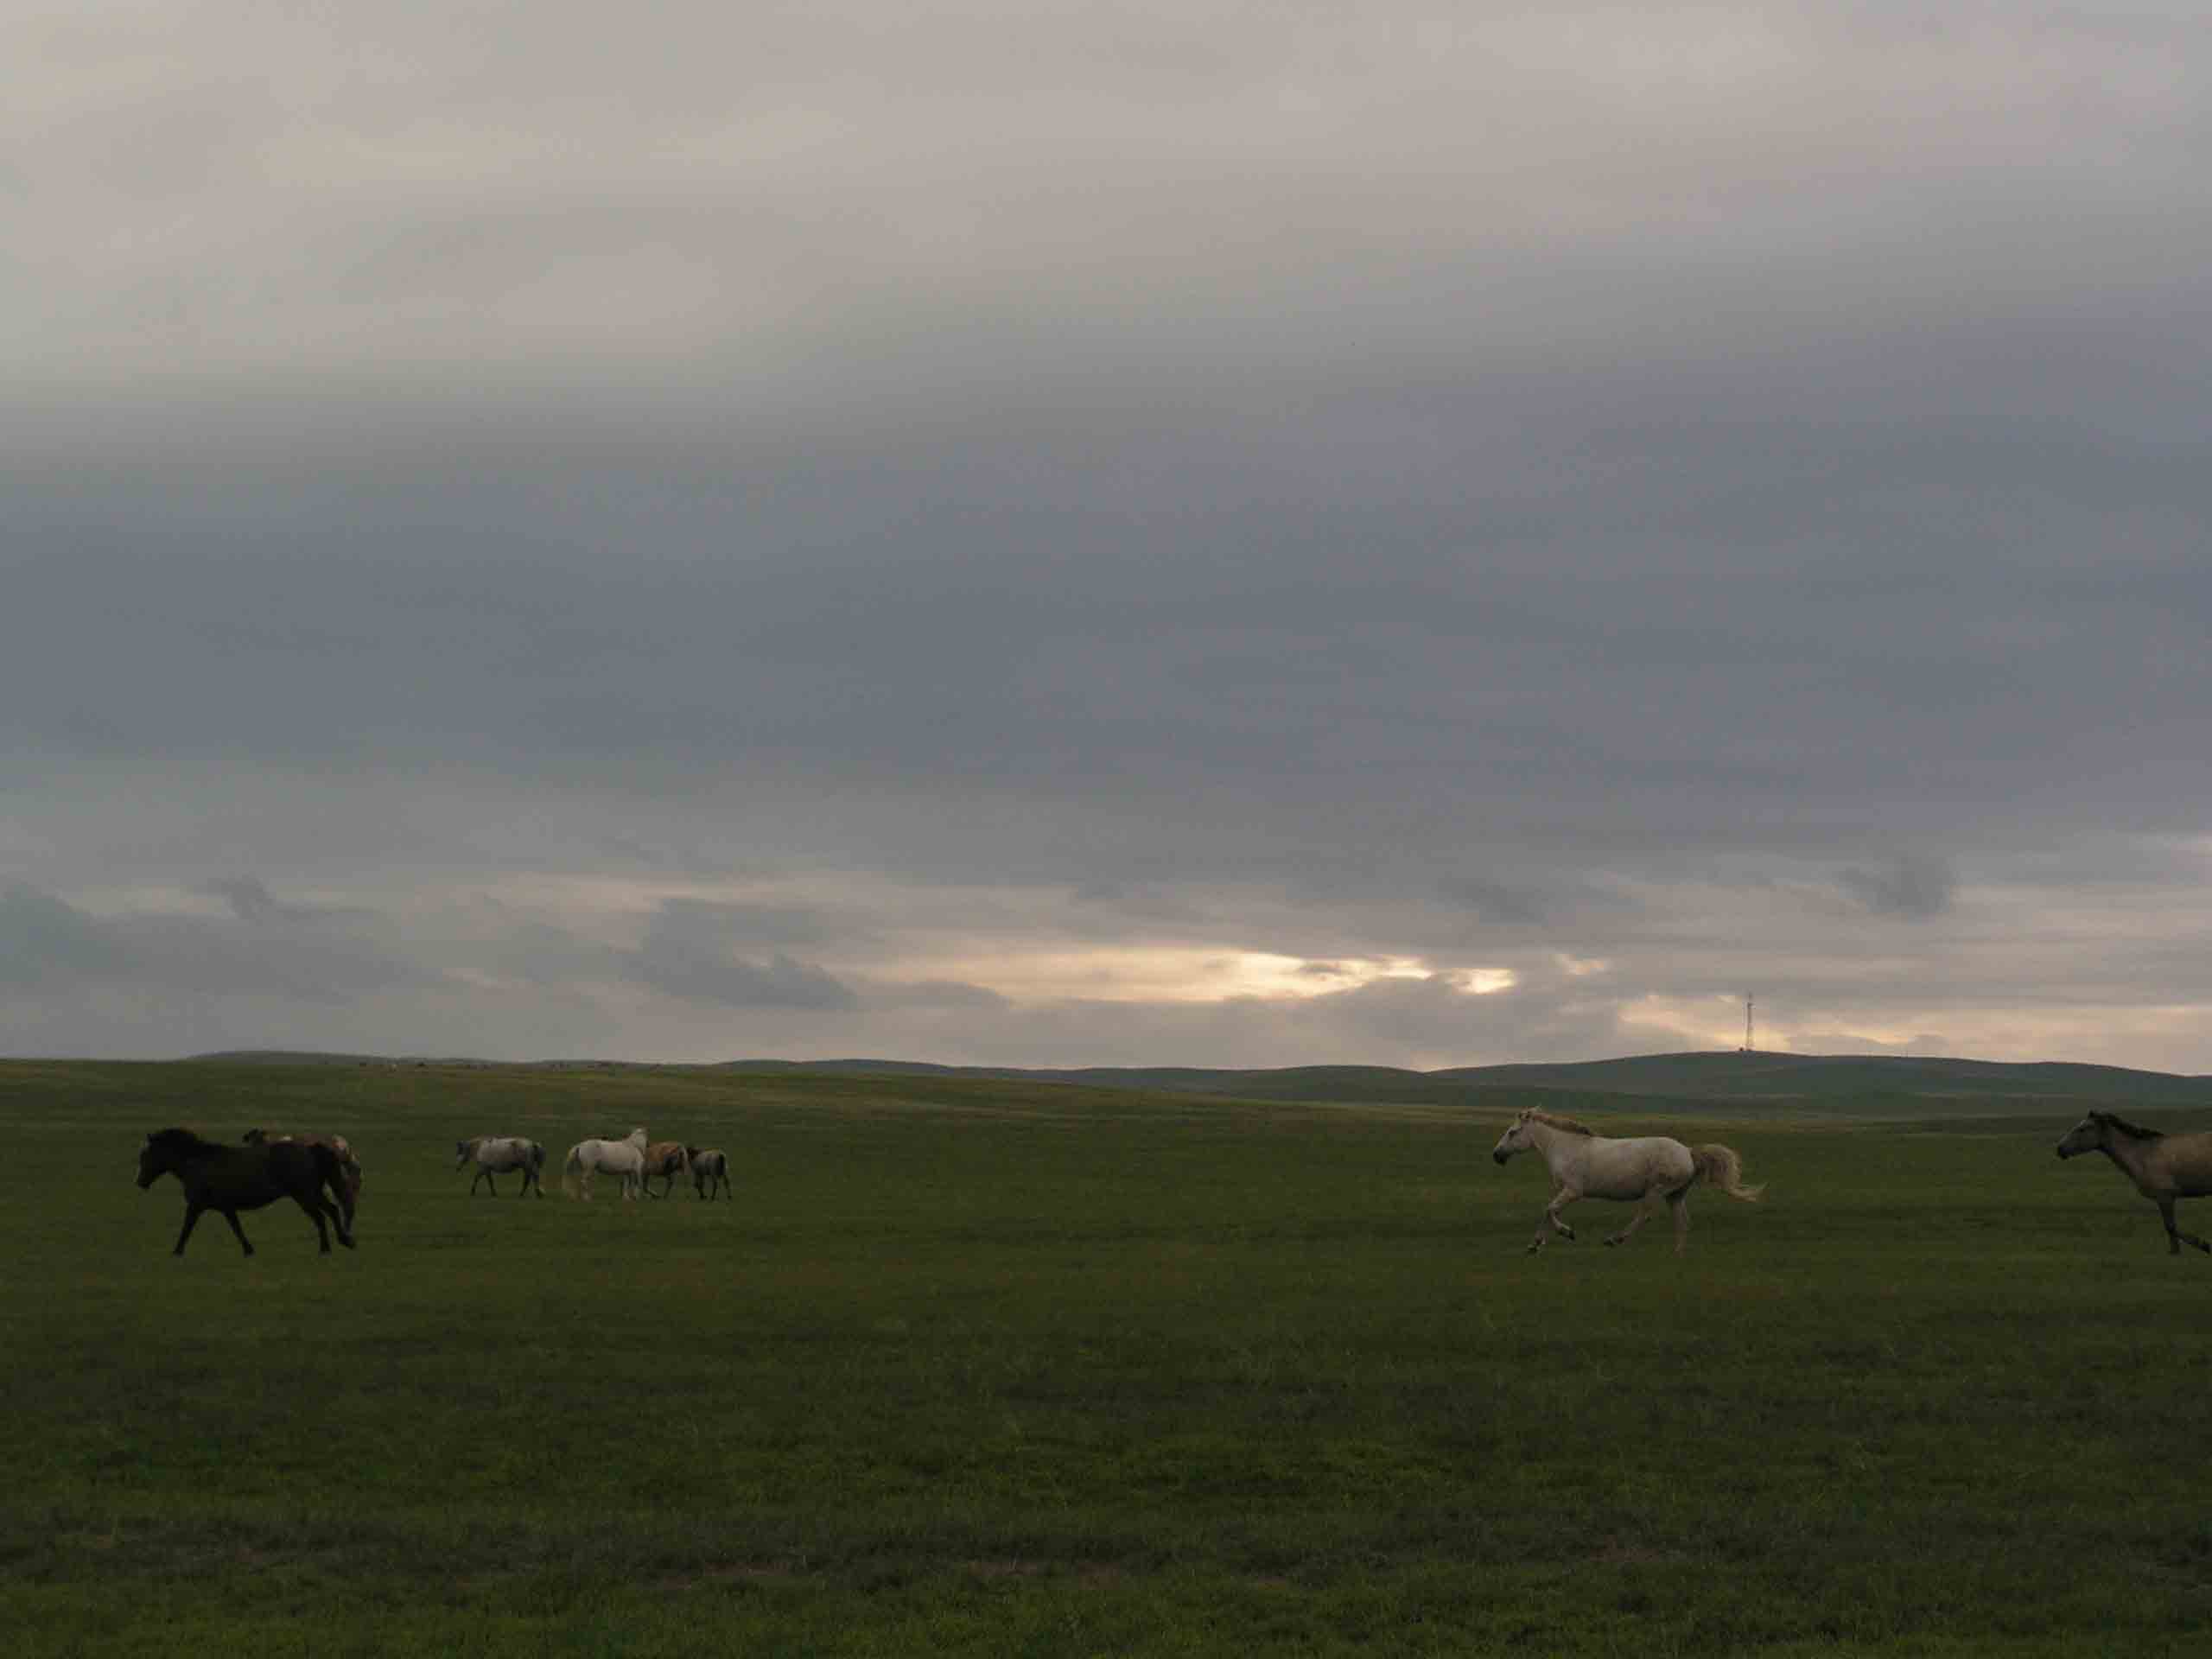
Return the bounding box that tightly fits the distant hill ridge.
[188,1048,2212,1115]
[711,1052,2212,1111]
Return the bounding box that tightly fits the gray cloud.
[0,881,428,1001]
[4,4,2210,1068]
[1839,857,1958,920]
[0,883,127,988]
[626,904,860,1011]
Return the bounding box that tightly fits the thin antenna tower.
[1744,995,1754,1053]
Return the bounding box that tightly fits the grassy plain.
[4,1059,2210,1656]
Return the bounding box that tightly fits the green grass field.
[5,1060,2209,1656]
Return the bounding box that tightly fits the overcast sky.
[6,3,2210,1071]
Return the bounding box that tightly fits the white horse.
[1491,1108,1764,1255]
[562,1128,649,1200]
[456,1135,546,1198]
[2056,1110,2212,1255]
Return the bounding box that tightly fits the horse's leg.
[220,1209,255,1257]
[1526,1185,1568,1254]
[174,1202,205,1256]
[295,1195,333,1253]
[1605,1194,1657,1249]
[2157,1198,2210,1255]
[1545,1185,1579,1243]
[1669,1187,1691,1254]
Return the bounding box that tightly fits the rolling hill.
[188,1048,2212,1118]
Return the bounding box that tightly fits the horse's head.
[1491,1110,1537,1165]
[455,1140,475,1168]
[2055,1112,2110,1160]
[626,1128,649,1150]
[137,1130,181,1189]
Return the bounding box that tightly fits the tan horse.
[1491,1108,1764,1255]
[2056,1110,2212,1255]
[639,1141,690,1199]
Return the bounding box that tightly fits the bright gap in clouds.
[897,949,1519,1005]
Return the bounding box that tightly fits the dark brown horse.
[687,1146,731,1200]
[244,1127,362,1231]
[138,1128,357,1258]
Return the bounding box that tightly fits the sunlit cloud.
[877,948,1512,1007]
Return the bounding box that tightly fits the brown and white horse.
[2056,1110,2212,1255]
[1491,1108,1764,1255]
[244,1128,362,1233]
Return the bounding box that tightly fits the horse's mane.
[2094,1110,2166,1141]
[1524,1109,1596,1135]
[148,1127,226,1154]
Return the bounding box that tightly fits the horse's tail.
[561,1142,584,1197]
[307,1142,356,1236]
[1690,1143,1764,1203]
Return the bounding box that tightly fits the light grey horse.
[1491,1107,1764,1255]
[455,1135,546,1198]
[2056,1110,2212,1255]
